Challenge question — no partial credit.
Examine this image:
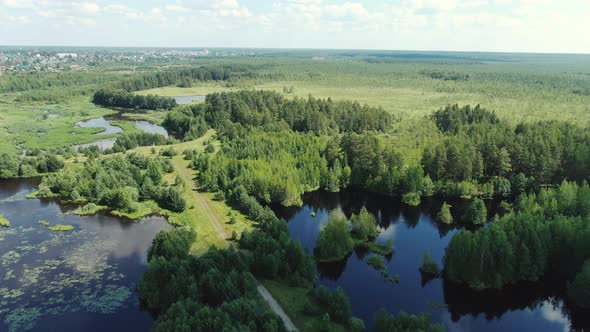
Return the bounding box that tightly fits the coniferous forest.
[1,48,590,332]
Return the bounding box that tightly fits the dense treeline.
[118,64,261,92]
[36,154,185,214]
[197,129,330,206]
[444,181,590,290]
[0,71,116,93]
[0,152,64,178]
[423,104,590,186]
[112,132,175,152]
[421,70,469,81]
[92,89,176,110]
[138,228,288,331]
[182,92,590,210]
[164,90,394,137]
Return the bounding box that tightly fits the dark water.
[173,95,205,103]
[273,191,587,332]
[0,178,170,332]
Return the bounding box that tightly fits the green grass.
[262,280,350,332]
[0,95,119,154]
[0,215,10,227]
[47,224,74,232]
[73,203,108,216]
[110,200,160,220]
[130,129,252,254]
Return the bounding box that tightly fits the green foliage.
[373,309,446,332]
[113,132,171,152]
[445,184,590,290]
[37,154,182,217]
[568,260,590,308]
[402,192,421,206]
[0,152,65,179]
[38,220,50,227]
[419,250,440,276]
[422,69,469,81]
[48,224,74,232]
[350,207,379,241]
[463,198,487,225]
[367,255,386,271]
[92,88,177,110]
[437,202,453,224]
[0,215,10,227]
[158,187,186,213]
[147,227,196,262]
[309,287,351,324]
[314,210,354,262]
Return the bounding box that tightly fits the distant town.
[0,47,232,73]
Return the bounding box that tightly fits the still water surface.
[73,116,168,150]
[0,178,169,332]
[273,191,588,332]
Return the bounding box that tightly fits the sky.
[0,0,588,54]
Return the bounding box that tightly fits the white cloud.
[78,2,100,14]
[0,0,588,53]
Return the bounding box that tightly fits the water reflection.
[0,179,169,332]
[173,95,205,103]
[75,117,123,135]
[272,190,590,331]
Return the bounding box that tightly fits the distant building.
[56,53,78,59]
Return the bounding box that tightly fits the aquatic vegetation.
[0,222,150,332]
[38,220,50,227]
[48,224,74,232]
[367,255,386,271]
[389,275,400,284]
[73,203,107,216]
[4,307,42,332]
[1,251,21,266]
[0,215,10,227]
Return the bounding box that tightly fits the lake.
[73,116,168,150]
[273,191,589,332]
[173,95,205,104]
[0,178,170,332]
[75,117,123,136]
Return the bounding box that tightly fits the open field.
[133,57,590,124]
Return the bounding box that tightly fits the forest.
[2,49,590,332]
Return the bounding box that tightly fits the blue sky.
[0,0,588,53]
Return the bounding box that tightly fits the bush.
[158,187,186,212]
[402,192,421,206]
[437,202,453,224]
[310,287,351,324]
[367,255,386,271]
[147,227,196,262]
[419,250,440,276]
[463,198,487,225]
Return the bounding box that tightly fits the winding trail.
[257,284,299,332]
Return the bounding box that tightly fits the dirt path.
[257,284,299,332]
[173,158,227,240]
[173,154,297,332]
